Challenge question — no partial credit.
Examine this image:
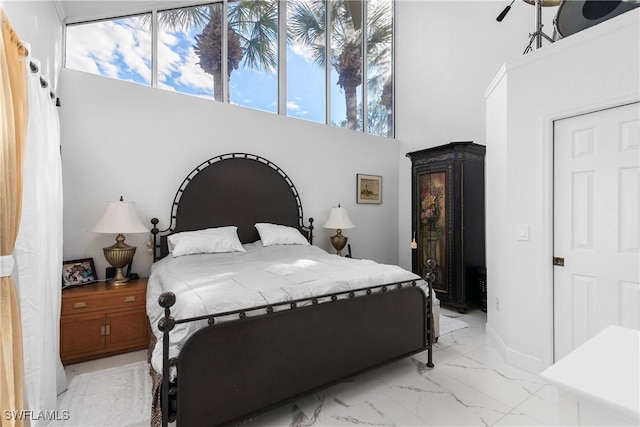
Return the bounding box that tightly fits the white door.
[553,102,640,361]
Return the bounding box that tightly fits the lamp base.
[330,229,348,256]
[103,233,135,287]
[108,268,130,286]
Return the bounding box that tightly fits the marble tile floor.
[60,308,560,426]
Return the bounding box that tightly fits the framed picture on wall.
[357,174,382,204]
[62,258,97,288]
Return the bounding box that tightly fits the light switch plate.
[517,224,530,241]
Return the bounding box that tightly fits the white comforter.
[146,242,430,376]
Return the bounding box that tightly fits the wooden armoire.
[407,142,486,312]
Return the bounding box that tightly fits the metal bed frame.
[149,153,435,426]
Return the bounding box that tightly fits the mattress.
[146,242,437,376]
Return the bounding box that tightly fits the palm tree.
[155,1,278,102]
[362,2,393,136]
[288,0,393,132]
[192,5,243,102]
[155,0,392,133]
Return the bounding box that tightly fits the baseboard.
[485,321,507,359]
[485,322,546,375]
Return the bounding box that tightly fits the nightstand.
[60,278,149,365]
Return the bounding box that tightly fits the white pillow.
[167,227,246,257]
[254,223,310,246]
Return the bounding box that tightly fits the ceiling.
[58,0,208,23]
[58,0,363,26]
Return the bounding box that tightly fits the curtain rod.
[3,8,61,107]
[28,59,61,107]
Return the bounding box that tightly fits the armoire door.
[417,169,449,294]
[553,102,640,361]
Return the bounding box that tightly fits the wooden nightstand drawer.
[60,277,149,364]
[62,292,144,315]
[62,295,105,314]
[104,291,145,308]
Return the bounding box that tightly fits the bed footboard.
[158,277,434,427]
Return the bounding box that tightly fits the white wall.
[55,0,560,299]
[59,69,401,279]
[395,0,558,270]
[7,0,636,388]
[0,0,63,92]
[12,0,633,380]
[485,10,640,373]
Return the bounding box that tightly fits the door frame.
[542,94,640,366]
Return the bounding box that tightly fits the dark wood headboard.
[151,153,313,260]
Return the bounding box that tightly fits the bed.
[147,153,437,427]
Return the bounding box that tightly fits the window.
[66,14,152,86]
[284,0,393,134]
[157,1,279,110]
[158,4,219,99]
[65,1,394,137]
[330,0,363,131]
[228,0,279,112]
[287,0,326,123]
[366,0,393,137]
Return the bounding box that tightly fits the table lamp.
[90,197,148,285]
[323,205,355,255]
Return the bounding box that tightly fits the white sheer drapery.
[14,49,66,425]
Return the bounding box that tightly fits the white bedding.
[146,242,435,376]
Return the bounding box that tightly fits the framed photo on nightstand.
[62,258,97,288]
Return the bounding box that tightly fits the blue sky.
[65,13,350,125]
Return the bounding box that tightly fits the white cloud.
[65,50,100,75]
[66,14,217,96]
[99,61,120,79]
[153,27,214,95]
[289,43,318,64]
[157,33,182,81]
[66,17,151,84]
[286,100,310,116]
[109,21,152,83]
[159,29,180,47]
[286,100,300,111]
[174,49,214,92]
[158,81,177,92]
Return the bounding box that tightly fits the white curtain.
[14,48,66,425]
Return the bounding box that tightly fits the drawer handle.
[124,296,136,303]
[73,302,87,309]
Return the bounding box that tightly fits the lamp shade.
[323,206,355,230]
[90,200,148,234]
